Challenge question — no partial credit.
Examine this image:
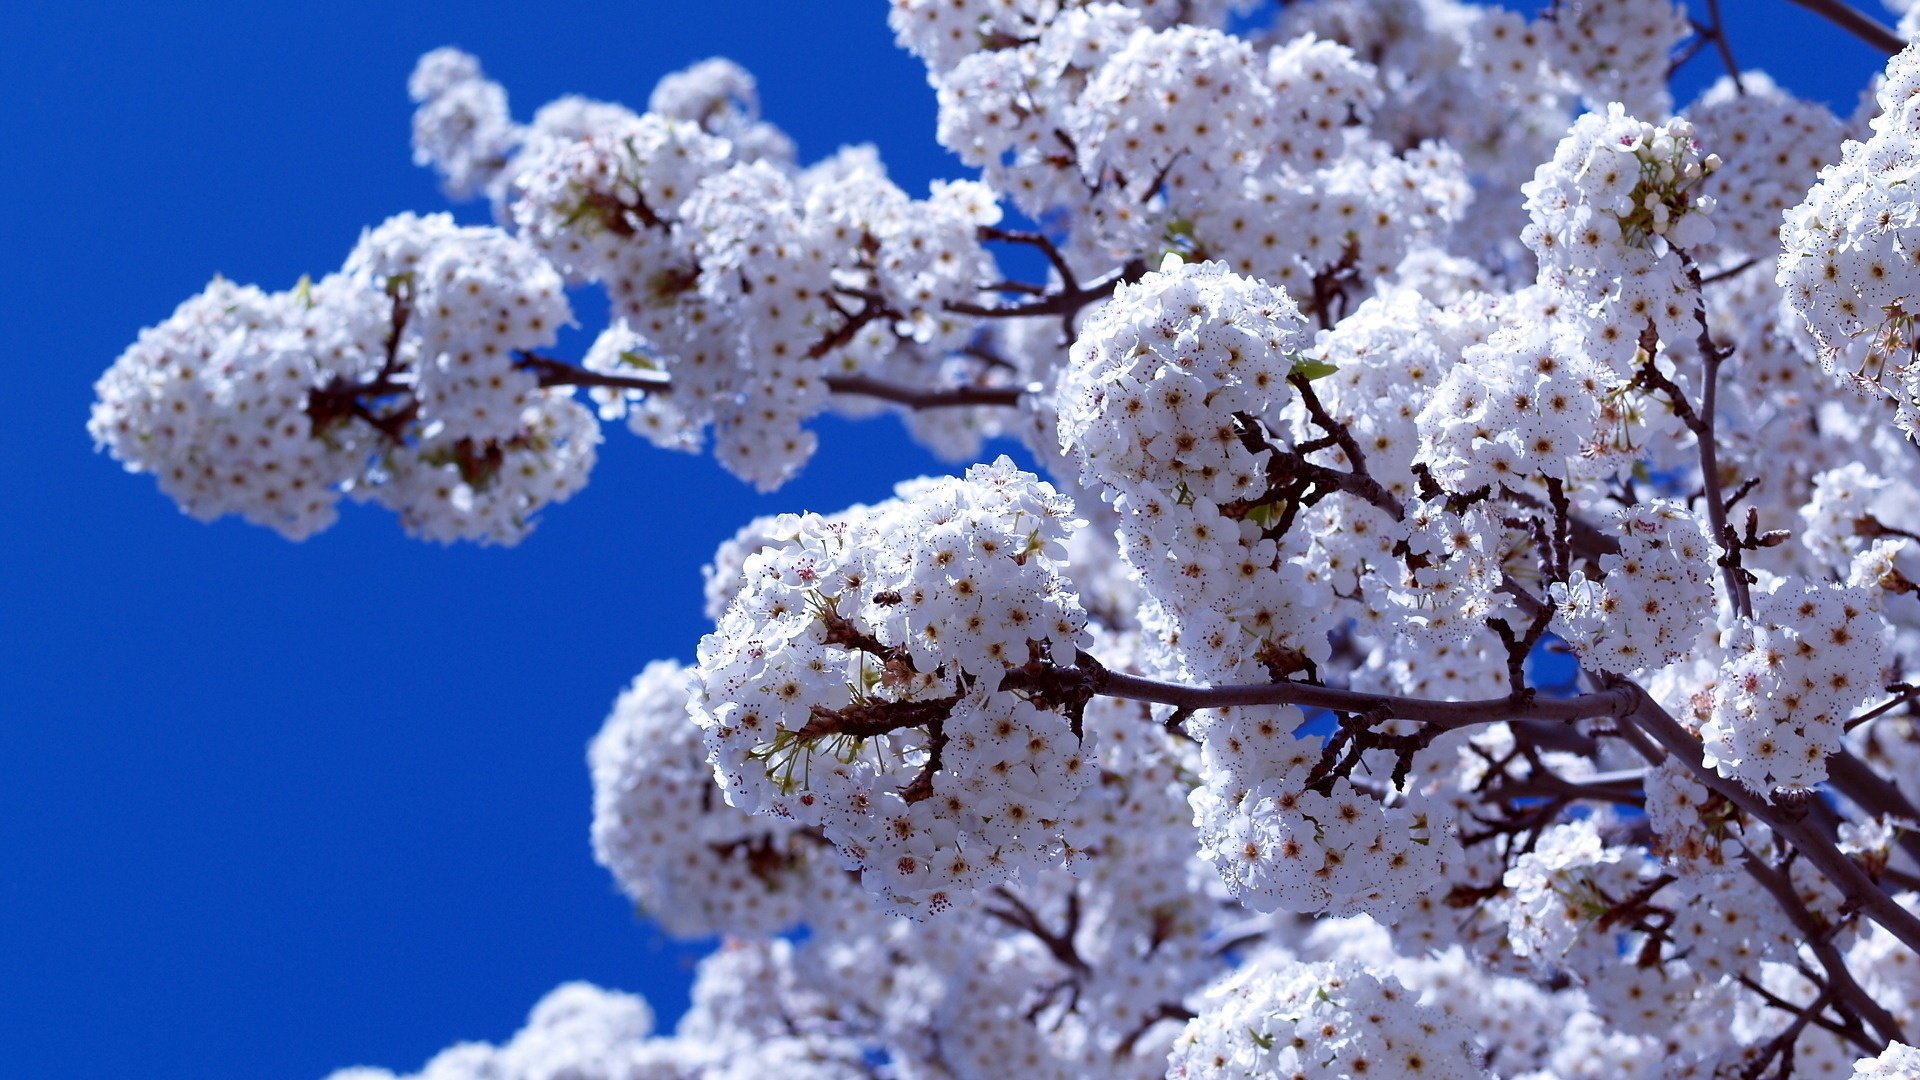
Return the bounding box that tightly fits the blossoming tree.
[89,0,1920,1075]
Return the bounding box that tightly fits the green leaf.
[1290,356,1339,381]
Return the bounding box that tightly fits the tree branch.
[1780,0,1906,55]
[1011,651,1639,729]
[1679,258,1755,619]
[1700,0,1747,94]
[1618,682,1920,961]
[978,226,1080,294]
[944,258,1149,333]
[517,352,672,394]
[824,373,1024,410]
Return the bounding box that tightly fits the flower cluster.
[1499,820,1726,1037]
[1188,138,1469,306]
[1780,42,1920,439]
[1855,1042,1920,1078]
[506,91,1002,488]
[1059,258,1337,685]
[1523,105,1719,368]
[647,57,795,164]
[589,661,858,938]
[1702,581,1890,792]
[1188,704,1456,919]
[1552,500,1716,674]
[87,276,383,540]
[917,10,1399,258]
[1539,0,1691,117]
[1070,25,1273,209]
[1167,955,1483,1080]
[1415,313,1616,492]
[89,213,597,544]
[1687,74,1842,263]
[693,458,1091,913]
[408,48,519,201]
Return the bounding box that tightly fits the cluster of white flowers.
[1167,955,1483,1080]
[1687,74,1843,263]
[1274,0,1576,257]
[1539,0,1691,117]
[1373,500,1506,653]
[88,276,384,540]
[98,7,1920,1077]
[1060,258,1339,685]
[1800,462,1904,572]
[330,942,874,1080]
[693,458,1091,913]
[408,47,519,200]
[1060,257,1302,509]
[589,661,859,938]
[1523,105,1719,369]
[1415,314,1616,492]
[1553,500,1717,674]
[1188,704,1456,919]
[351,214,571,443]
[647,57,795,165]
[914,7,1436,260]
[1781,43,1920,439]
[1070,25,1272,209]
[1703,581,1891,791]
[1499,819,1744,1038]
[1855,1042,1920,1078]
[507,92,1003,488]
[90,213,597,544]
[1189,138,1470,305]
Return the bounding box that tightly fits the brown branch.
[1702,255,1761,287]
[823,374,1024,410]
[978,226,1079,293]
[1738,984,1831,1079]
[900,718,948,804]
[1848,684,1920,731]
[1114,1002,1196,1059]
[1780,0,1906,54]
[1232,411,1402,523]
[516,353,672,394]
[1741,851,1905,1052]
[526,353,1027,412]
[1618,682,1920,963]
[1485,768,1648,808]
[808,297,899,360]
[1288,372,1400,517]
[794,694,960,743]
[986,887,1090,977]
[1680,257,1755,619]
[943,258,1149,330]
[1011,650,1640,729]
[305,283,421,444]
[1700,0,1747,95]
[1498,485,1621,562]
[1740,975,1862,1045]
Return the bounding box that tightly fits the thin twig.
[824,374,1024,410]
[1780,0,1906,54]
[1701,0,1747,94]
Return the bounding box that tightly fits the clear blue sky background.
[0,2,1891,1077]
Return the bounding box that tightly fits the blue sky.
[0,2,1893,1077]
